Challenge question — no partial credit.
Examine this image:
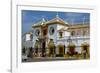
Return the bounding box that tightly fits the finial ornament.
[41,17,46,25]
[42,18,45,22]
[56,12,59,18]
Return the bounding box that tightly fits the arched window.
[35,29,40,36]
[77,30,81,36]
[49,27,55,35]
[81,42,90,59]
[71,31,75,36]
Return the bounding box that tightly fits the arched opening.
[67,42,77,56]
[57,44,65,57]
[81,42,90,59]
[48,39,55,57]
[41,41,46,57]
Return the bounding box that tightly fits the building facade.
[30,15,90,57]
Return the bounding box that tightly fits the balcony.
[57,36,90,41]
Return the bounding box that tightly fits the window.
[49,27,55,35]
[83,30,87,36]
[77,30,81,36]
[59,31,63,38]
[35,29,40,36]
[71,31,75,36]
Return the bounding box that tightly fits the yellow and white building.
[30,15,90,57]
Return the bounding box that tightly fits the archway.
[67,42,77,56]
[57,44,65,57]
[48,39,55,57]
[81,42,90,59]
[41,41,46,57]
[34,40,40,56]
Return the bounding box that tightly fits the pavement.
[23,57,78,62]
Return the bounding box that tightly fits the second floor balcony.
[57,35,90,41]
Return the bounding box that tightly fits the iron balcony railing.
[56,36,90,41]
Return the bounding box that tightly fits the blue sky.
[22,10,90,34]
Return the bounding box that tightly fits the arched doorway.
[48,39,55,57]
[57,44,65,57]
[67,42,77,56]
[81,42,90,59]
[41,41,46,57]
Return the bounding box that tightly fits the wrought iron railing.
[56,36,90,41]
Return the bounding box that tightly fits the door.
[59,47,64,56]
[42,41,46,57]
